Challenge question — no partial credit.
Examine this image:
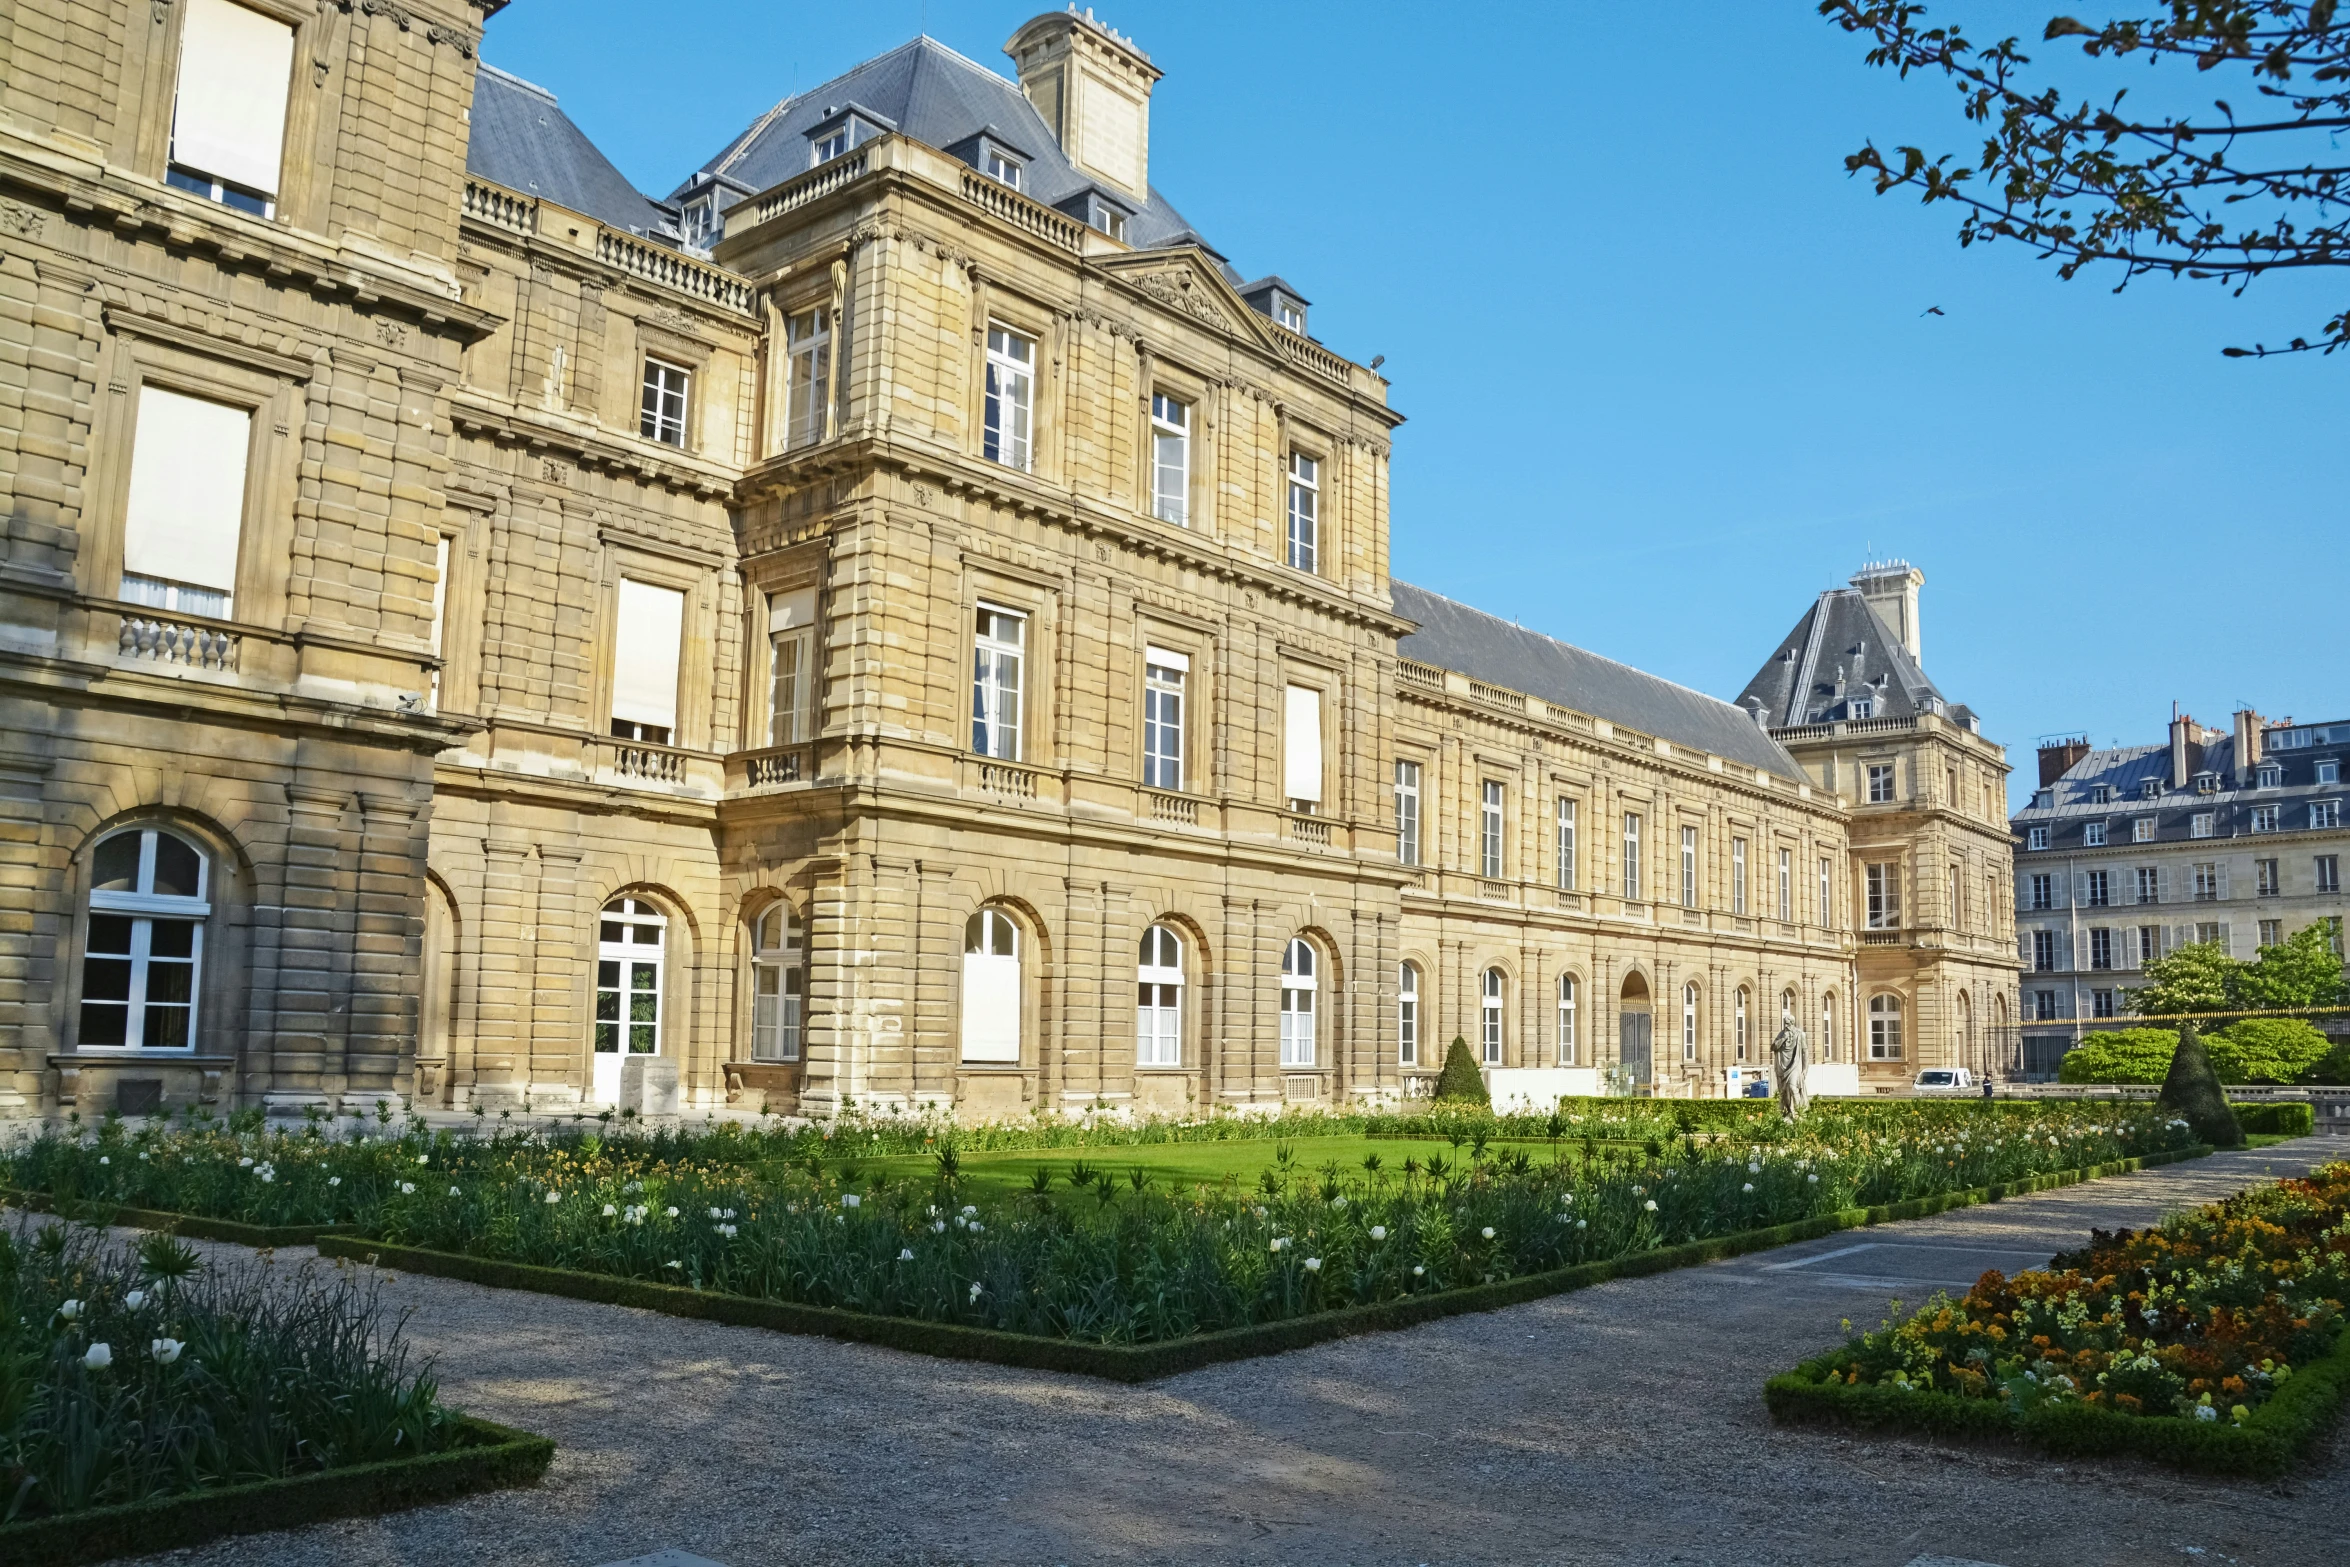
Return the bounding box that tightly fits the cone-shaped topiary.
[2158,1021,2243,1149]
[1433,1036,1489,1105]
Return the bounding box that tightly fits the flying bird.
[1920,306,1946,317]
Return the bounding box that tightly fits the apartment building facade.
[2010,710,2350,1074]
[4,1,1894,1121]
[1735,564,2021,1091]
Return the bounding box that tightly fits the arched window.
[751,902,803,1062]
[1734,986,1750,1060]
[1954,989,1973,1067]
[1279,938,1317,1068]
[1681,982,1699,1061]
[80,827,209,1051]
[1556,973,1578,1066]
[1137,924,1184,1067]
[961,908,1022,1063]
[1398,961,1420,1067]
[595,898,666,1101]
[1480,968,1505,1064]
[1820,991,1838,1062]
[1869,993,1905,1061]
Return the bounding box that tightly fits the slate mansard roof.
[1735,589,1978,732]
[467,65,673,236]
[676,36,1215,259]
[2009,724,2350,853]
[1390,583,1807,783]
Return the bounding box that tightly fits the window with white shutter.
[960,909,1022,1063]
[610,578,685,744]
[167,0,296,213]
[767,589,817,747]
[1283,684,1323,812]
[121,387,251,618]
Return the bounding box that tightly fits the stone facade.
[1,4,1980,1122]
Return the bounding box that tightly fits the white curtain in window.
[961,912,1021,1063]
[174,0,296,195]
[1283,685,1322,804]
[612,579,686,730]
[123,387,250,594]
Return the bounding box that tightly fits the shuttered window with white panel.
[121,386,251,618]
[170,0,296,205]
[767,588,817,746]
[611,579,685,743]
[1283,684,1322,810]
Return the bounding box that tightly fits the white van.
[1912,1068,1977,1096]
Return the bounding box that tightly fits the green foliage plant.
[2057,1029,2178,1085]
[2237,924,2346,1011]
[2160,1024,2243,1150]
[2208,1019,2334,1085]
[2309,1042,2350,1087]
[1433,1038,1489,1105]
[2128,942,2240,1017]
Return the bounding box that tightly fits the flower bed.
[0,1219,551,1559]
[1765,1161,2350,1475]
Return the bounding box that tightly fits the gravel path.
[114,1140,2350,1567]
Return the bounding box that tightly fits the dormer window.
[2140,779,2161,799]
[2194,772,2219,795]
[983,145,1023,190]
[812,128,848,165]
[808,104,893,169]
[2033,789,2054,809]
[682,198,716,247]
[1276,299,1303,331]
[1240,278,1311,336]
[1849,698,1874,720]
[2257,764,2282,788]
[2090,784,2113,804]
[1086,196,1127,240]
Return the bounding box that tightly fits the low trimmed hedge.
[2232,1101,2316,1137]
[1765,1314,2350,1478]
[317,1147,2207,1382]
[0,1415,553,1567]
[0,1188,353,1247]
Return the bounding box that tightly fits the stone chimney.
[2170,710,2204,790]
[2232,707,2265,786]
[1850,560,1925,664]
[2038,736,2090,788]
[1004,8,1163,200]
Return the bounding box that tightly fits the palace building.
[0,2,2017,1120]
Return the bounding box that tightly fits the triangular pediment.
[1097,248,1270,345]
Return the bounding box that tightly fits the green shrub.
[2309,1042,2350,1087]
[2231,1102,2315,1137]
[2208,1019,2335,1084]
[2160,1023,2244,1149]
[1432,1037,1489,1105]
[2058,1028,2179,1085]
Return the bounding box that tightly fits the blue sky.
[480,1,2345,807]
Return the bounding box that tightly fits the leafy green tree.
[2236,921,2346,1008]
[2057,1027,2179,1084]
[1433,1037,1490,1106]
[2309,1041,2350,1085]
[2208,1017,2336,1081]
[2126,940,2240,1015]
[2159,1022,2243,1148]
[1821,2,2350,358]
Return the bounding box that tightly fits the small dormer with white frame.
[806,102,897,168]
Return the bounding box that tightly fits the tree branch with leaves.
[1821,1,2349,356]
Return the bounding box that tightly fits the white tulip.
[1369,1225,1388,1242]
[83,1343,112,1371]
[56,1300,81,1322]
[151,1338,183,1365]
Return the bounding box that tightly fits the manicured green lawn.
[840,1134,1594,1198]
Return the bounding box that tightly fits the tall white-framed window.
[1556,797,1577,890]
[1142,648,1187,790]
[961,908,1023,1063]
[1734,986,1750,1060]
[971,605,1025,760]
[1821,992,1838,1062]
[426,533,452,712]
[1818,856,1833,926]
[982,326,1034,471]
[1285,450,1319,573]
[1868,993,1905,1060]
[121,385,251,620]
[768,589,818,747]
[595,900,666,1100]
[1398,961,1420,1067]
[1481,968,1506,1065]
[640,358,690,447]
[750,903,804,1062]
[1556,972,1577,1065]
[1732,837,1749,915]
[79,828,209,1051]
[1865,862,1902,929]
[1137,924,1184,1067]
[2316,801,2344,830]
[2134,817,2156,843]
[1776,847,1792,921]
[2086,821,2110,846]
[1394,760,1422,866]
[1680,825,1699,908]
[610,578,685,745]
[166,0,295,216]
[1283,684,1323,814]
[1481,782,1505,880]
[1279,937,1317,1068]
[1150,394,1189,525]
[1681,983,1698,1062]
[1623,812,1643,900]
[1867,763,1895,803]
[786,307,830,449]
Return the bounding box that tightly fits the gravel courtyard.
[120,1140,2350,1567]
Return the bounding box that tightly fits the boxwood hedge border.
[0,1415,554,1567]
[1764,1301,2350,1478]
[0,1187,353,1248]
[310,1146,2210,1383]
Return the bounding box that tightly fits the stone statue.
[1771,1012,1810,1121]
